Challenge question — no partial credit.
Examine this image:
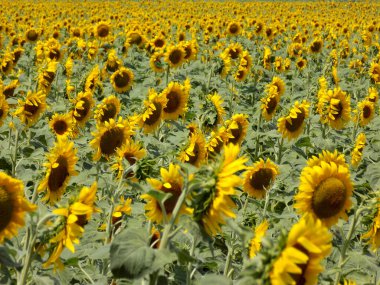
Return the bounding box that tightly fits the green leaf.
[195,274,232,285]
[110,228,176,279]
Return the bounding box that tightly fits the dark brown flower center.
[114,71,130,88]
[187,143,200,165]
[363,105,371,119]
[285,109,305,132]
[266,96,278,115]
[312,177,346,219]
[310,41,322,53]
[169,49,183,65]
[74,98,90,122]
[43,71,56,84]
[160,182,181,214]
[2,61,12,73]
[26,30,38,41]
[53,120,68,135]
[48,48,60,61]
[3,86,16,98]
[154,39,165,48]
[107,61,119,72]
[97,24,109,38]
[249,168,274,191]
[229,49,240,59]
[0,186,13,232]
[100,127,124,156]
[164,91,181,113]
[228,121,243,144]
[48,156,69,192]
[0,109,3,118]
[331,102,343,120]
[290,244,309,285]
[24,102,40,116]
[184,45,192,59]
[145,102,162,126]
[229,23,239,34]
[100,103,117,122]
[129,33,142,45]
[124,152,137,165]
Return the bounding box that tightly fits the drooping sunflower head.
[150,52,165,73]
[71,90,94,128]
[270,214,332,285]
[140,88,167,134]
[165,44,185,68]
[369,62,380,84]
[38,137,78,205]
[110,67,134,93]
[95,21,111,38]
[243,158,279,199]
[14,90,47,127]
[1,52,14,75]
[222,42,244,60]
[161,79,191,121]
[141,163,192,225]
[38,61,58,91]
[0,172,36,244]
[202,92,226,129]
[94,95,121,125]
[206,126,233,157]
[0,94,9,127]
[277,100,310,140]
[234,66,249,82]
[318,87,351,130]
[263,46,272,69]
[90,116,133,161]
[126,31,146,48]
[362,202,380,252]
[49,113,73,138]
[356,99,375,127]
[85,65,101,93]
[225,113,249,145]
[351,133,366,168]
[112,139,146,179]
[104,49,121,74]
[249,219,269,259]
[266,76,285,97]
[295,159,353,227]
[179,131,207,167]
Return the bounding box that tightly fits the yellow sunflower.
[198,144,247,236]
[309,38,323,53]
[263,46,272,69]
[243,158,279,199]
[49,113,73,138]
[112,139,146,179]
[71,91,94,128]
[0,172,36,244]
[2,80,19,98]
[181,40,197,62]
[25,28,39,42]
[179,131,207,167]
[161,79,191,120]
[95,21,111,38]
[294,158,353,227]
[266,76,286,97]
[110,67,134,93]
[0,94,9,127]
[14,90,47,127]
[150,52,165,73]
[249,219,269,258]
[1,53,14,75]
[165,45,185,68]
[140,89,167,134]
[369,62,380,84]
[85,65,101,93]
[296,57,307,70]
[206,126,233,157]
[307,150,348,169]
[317,87,351,130]
[221,42,243,61]
[362,204,380,251]
[111,197,132,231]
[277,100,310,140]
[355,99,375,127]
[225,113,249,145]
[351,133,366,168]
[226,21,241,36]
[94,95,121,125]
[90,116,133,161]
[261,91,281,121]
[126,31,146,48]
[38,137,78,205]
[141,163,192,224]
[367,87,378,104]
[38,61,58,92]
[270,214,332,285]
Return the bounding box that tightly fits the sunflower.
[234,66,249,82]
[205,92,226,128]
[95,21,111,38]
[369,62,380,84]
[90,117,132,161]
[309,38,323,53]
[181,40,197,62]
[71,91,94,128]
[317,76,328,99]
[126,31,146,48]
[64,56,74,78]
[225,113,249,145]
[266,76,285,97]
[2,80,19,98]
[1,53,14,75]
[317,87,351,130]
[261,92,280,121]
[263,46,272,69]
[38,137,78,205]
[296,57,307,70]
[165,44,185,68]
[150,35,166,51]
[356,99,375,127]
[161,79,191,120]
[49,113,73,138]
[0,172,36,244]
[150,52,165,73]
[111,197,132,231]
[179,131,207,167]
[351,133,366,168]
[270,215,332,285]
[110,67,134,93]
[14,90,47,127]
[277,101,310,140]
[141,164,192,225]
[226,21,241,36]
[94,95,120,125]
[367,87,378,104]
[294,157,353,227]
[307,150,348,169]
[221,42,243,61]
[38,61,58,92]
[243,159,279,199]
[85,65,101,93]
[25,28,39,42]
[0,94,9,127]
[140,89,167,134]
[362,204,380,251]
[249,219,269,258]
[206,126,233,157]
[112,139,146,179]
[192,144,247,236]
[103,49,121,75]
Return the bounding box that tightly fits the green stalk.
[254,113,262,159]
[11,128,19,177]
[165,65,170,86]
[277,137,284,164]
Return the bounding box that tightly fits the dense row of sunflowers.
[0,1,380,284]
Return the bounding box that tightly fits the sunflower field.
[1,1,380,284]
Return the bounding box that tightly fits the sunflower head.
[49,113,73,138]
[94,95,121,125]
[14,90,47,127]
[351,133,366,168]
[140,89,167,134]
[369,62,380,84]
[309,38,323,53]
[71,91,94,128]
[25,28,39,42]
[261,91,280,121]
[161,79,191,121]
[95,22,111,38]
[110,67,134,93]
[179,131,207,167]
[165,44,185,68]
[277,100,310,140]
[226,21,241,36]
[225,113,249,145]
[2,80,19,98]
[356,99,375,127]
[0,94,9,127]
[0,172,36,243]
[150,52,165,73]
[249,220,269,258]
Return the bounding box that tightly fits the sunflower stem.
[165,65,170,86]
[206,65,213,95]
[242,193,250,217]
[276,137,284,164]
[186,236,197,285]
[254,113,262,159]
[223,234,234,277]
[262,189,270,219]
[11,128,19,177]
